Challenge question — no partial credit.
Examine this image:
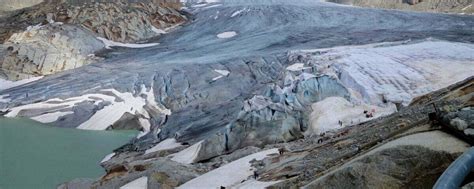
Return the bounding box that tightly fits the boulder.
[442,108,474,132]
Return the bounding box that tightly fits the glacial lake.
[0,118,137,189]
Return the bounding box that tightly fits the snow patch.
[120,176,147,189]
[151,26,166,34]
[212,75,224,81]
[145,138,183,155]
[151,24,182,35]
[214,69,230,76]
[77,89,148,130]
[136,118,152,139]
[4,94,112,118]
[31,111,74,123]
[0,76,43,92]
[97,37,159,49]
[212,69,231,81]
[100,153,116,163]
[231,8,246,17]
[5,85,170,132]
[177,148,279,188]
[26,23,43,32]
[286,63,311,71]
[203,4,222,9]
[307,97,397,135]
[217,31,237,39]
[78,86,170,130]
[170,140,204,164]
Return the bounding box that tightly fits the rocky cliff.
[0,0,44,12]
[0,0,186,80]
[49,1,186,43]
[1,23,104,80]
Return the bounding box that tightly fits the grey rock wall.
[0,0,44,12]
[1,23,104,80]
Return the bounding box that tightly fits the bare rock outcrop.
[1,23,104,80]
[0,0,187,80]
[52,1,187,43]
[0,0,44,12]
[303,146,458,189]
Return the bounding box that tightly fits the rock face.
[51,1,186,43]
[0,0,186,43]
[303,146,457,189]
[0,0,44,12]
[0,0,186,79]
[326,0,474,14]
[442,107,474,136]
[1,23,104,80]
[92,158,200,189]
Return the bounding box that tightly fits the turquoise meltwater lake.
[0,118,137,189]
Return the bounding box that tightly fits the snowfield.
[145,138,183,155]
[31,111,74,123]
[177,148,279,188]
[286,63,312,71]
[171,140,204,164]
[97,37,159,49]
[0,76,43,92]
[217,31,237,38]
[297,40,474,106]
[308,97,397,135]
[100,153,116,163]
[3,85,170,131]
[212,69,231,81]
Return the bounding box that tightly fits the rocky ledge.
[1,23,104,80]
[0,0,187,80]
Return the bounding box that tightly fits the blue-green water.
[0,118,137,189]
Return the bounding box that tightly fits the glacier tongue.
[290,39,474,106]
